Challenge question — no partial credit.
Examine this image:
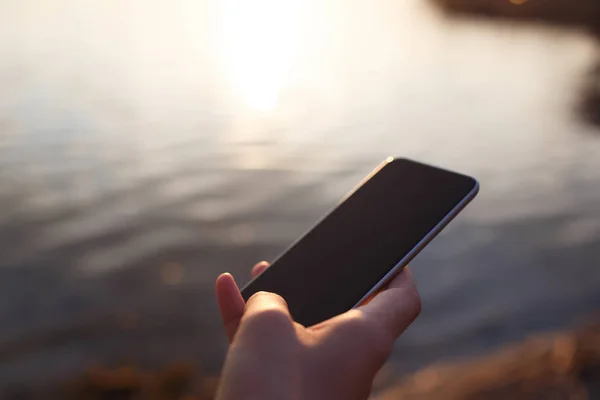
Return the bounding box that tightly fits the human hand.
[214,262,421,400]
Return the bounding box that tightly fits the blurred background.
[0,0,599,398]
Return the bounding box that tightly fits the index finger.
[359,267,421,339]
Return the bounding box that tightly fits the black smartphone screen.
[241,158,478,326]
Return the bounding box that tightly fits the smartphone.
[241,157,479,327]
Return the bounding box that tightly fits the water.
[1,0,599,389]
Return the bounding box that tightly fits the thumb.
[238,291,297,345]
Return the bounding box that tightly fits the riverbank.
[6,319,599,399]
[380,320,600,400]
[432,0,600,31]
[433,0,600,130]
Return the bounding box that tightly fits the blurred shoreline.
[381,319,600,400]
[432,0,600,129]
[432,0,600,32]
[6,318,600,399]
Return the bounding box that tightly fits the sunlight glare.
[220,0,302,111]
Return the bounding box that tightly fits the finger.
[239,291,296,341]
[251,261,270,278]
[244,291,290,318]
[359,286,385,306]
[359,267,403,306]
[359,267,421,339]
[215,273,245,343]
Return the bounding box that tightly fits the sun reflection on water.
[219,0,304,112]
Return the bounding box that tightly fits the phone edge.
[352,180,480,308]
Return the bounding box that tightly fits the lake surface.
[1,0,600,389]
